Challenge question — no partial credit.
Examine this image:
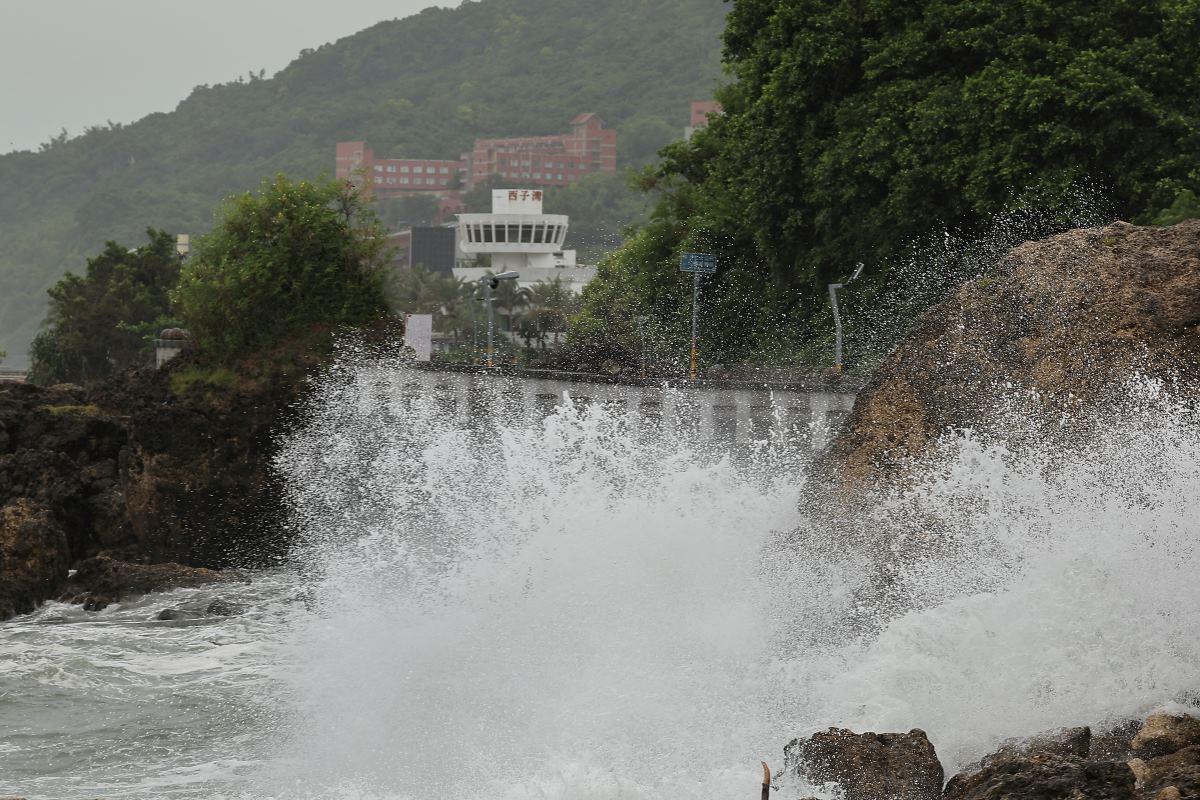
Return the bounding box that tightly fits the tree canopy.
[174,177,389,359]
[28,229,181,385]
[572,0,1200,368]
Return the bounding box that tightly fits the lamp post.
[827,262,864,374]
[480,271,519,368]
[634,315,649,379]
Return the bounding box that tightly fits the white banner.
[404,314,433,362]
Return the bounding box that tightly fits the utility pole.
[827,262,864,374]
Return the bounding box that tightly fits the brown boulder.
[59,554,227,610]
[1132,745,1200,799]
[1132,712,1200,759]
[0,499,70,619]
[820,220,1200,492]
[784,727,943,800]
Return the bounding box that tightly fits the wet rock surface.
[944,757,1136,800]
[0,353,307,620]
[777,712,1200,800]
[785,727,943,800]
[0,498,70,619]
[820,220,1200,492]
[59,555,228,611]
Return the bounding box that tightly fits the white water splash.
[264,363,1200,799]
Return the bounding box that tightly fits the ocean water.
[1,364,1197,799]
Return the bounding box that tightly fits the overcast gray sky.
[0,0,461,154]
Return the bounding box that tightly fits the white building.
[454,189,596,292]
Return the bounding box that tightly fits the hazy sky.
[0,0,462,154]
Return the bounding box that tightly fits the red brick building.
[336,114,618,197]
[469,113,617,188]
[335,142,469,198]
[686,100,722,138]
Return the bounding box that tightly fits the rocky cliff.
[0,354,310,620]
[821,220,1200,491]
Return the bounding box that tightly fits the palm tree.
[521,277,577,349]
[492,277,529,335]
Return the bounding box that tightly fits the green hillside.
[0,0,728,367]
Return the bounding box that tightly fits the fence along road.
[353,366,860,455]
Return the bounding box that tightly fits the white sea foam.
[263,364,1200,799]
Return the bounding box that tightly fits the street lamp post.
[634,315,648,379]
[481,271,519,368]
[827,262,864,374]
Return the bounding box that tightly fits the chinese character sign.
[491,189,545,214]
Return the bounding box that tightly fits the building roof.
[570,112,604,126]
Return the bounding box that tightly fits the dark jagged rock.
[820,220,1200,493]
[784,727,943,800]
[1091,720,1142,762]
[980,726,1092,769]
[59,555,226,611]
[205,598,244,616]
[944,757,1136,800]
[0,499,70,619]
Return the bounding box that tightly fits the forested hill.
[0,0,728,367]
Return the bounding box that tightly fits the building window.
[520,224,533,243]
[373,165,383,172]
[483,225,493,243]
[508,224,520,242]
[400,166,409,173]
[414,166,423,174]
[387,177,396,184]
[401,177,409,184]
[441,180,448,186]
[494,225,505,243]
[426,178,436,185]
[439,167,449,174]
[373,177,382,184]
[533,225,544,244]
[534,172,541,179]
[387,165,396,173]
[556,173,564,180]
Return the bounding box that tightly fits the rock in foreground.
[778,712,1200,800]
[785,727,943,800]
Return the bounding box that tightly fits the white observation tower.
[457,189,569,272]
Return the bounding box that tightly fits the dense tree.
[174,177,388,359]
[28,229,181,385]
[574,0,1200,368]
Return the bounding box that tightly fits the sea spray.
[266,360,1200,799]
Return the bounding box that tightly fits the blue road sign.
[680,252,717,274]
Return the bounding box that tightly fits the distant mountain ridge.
[0,0,728,367]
